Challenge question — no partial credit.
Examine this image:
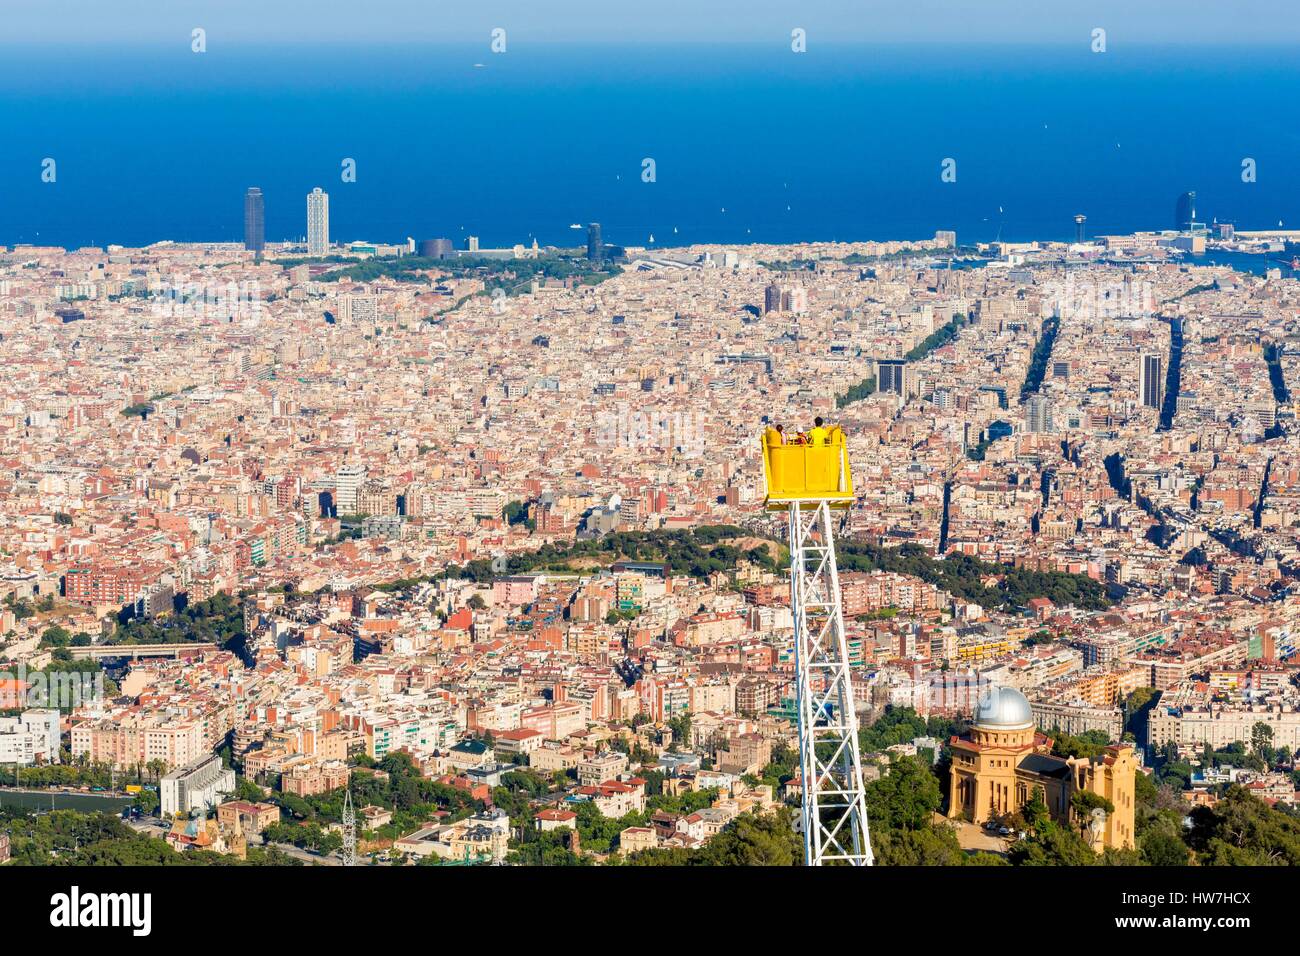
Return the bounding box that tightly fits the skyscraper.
[244,187,265,255]
[763,283,782,314]
[877,359,908,396]
[334,463,366,515]
[1140,353,1164,410]
[1026,395,1053,433]
[1175,191,1196,232]
[587,223,603,261]
[307,187,329,256]
[1073,214,1086,244]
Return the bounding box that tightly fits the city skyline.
[164,182,1299,260]
[194,184,1295,276]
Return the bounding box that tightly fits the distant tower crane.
[761,423,873,865]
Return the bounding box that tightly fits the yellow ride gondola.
[761,424,854,510]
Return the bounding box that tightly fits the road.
[266,842,342,866]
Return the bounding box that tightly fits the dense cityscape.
[0,182,1297,872]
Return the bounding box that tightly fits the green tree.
[1140,827,1191,866]
[1123,687,1158,739]
[39,626,72,648]
[1069,790,1115,834]
[861,754,1003,866]
[507,829,589,866]
[1186,785,1300,865]
[1251,721,1275,757]
[865,755,942,833]
[624,808,802,866]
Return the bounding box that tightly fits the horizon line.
[3,38,1300,49]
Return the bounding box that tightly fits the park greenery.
[315,253,621,296]
[372,525,784,593]
[757,741,798,796]
[511,786,719,862]
[317,258,437,284]
[366,524,1107,616]
[503,500,536,532]
[867,755,1005,865]
[2,594,35,621]
[758,258,818,272]
[760,246,976,272]
[1047,727,1113,760]
[0,754,171,791]
[110,591,248,660]
[463,256,622,298]
[37,625,92,649]
[859,706,962,756]
[0,808,298,865]
[617,807,803,866]
[836,540,1111,611]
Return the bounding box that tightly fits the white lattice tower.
[788,499,874,866]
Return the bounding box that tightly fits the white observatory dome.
[974,686,1034,731]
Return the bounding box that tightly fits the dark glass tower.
[1141,353,1163,409]
[587,222,603,261]
[244,187,265,254]
[877,359,907,395]
[1175,191,1196,232]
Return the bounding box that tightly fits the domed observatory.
[946,684,1137,851]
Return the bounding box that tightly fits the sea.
[0,42,1298,251]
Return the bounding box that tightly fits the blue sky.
[6,0,1300,45]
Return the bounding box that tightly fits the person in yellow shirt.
[805,416,829,446]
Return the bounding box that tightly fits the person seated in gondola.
[805,416,829,446]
